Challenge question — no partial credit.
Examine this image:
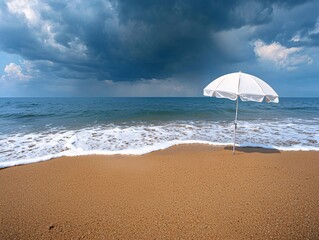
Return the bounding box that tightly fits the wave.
[1,139,318,169]
[1,119,318,168]
[0,113,57,119]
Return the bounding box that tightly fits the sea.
[0,97,318,168]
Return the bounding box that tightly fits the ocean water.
[0,97,318,168]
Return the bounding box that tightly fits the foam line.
[1,140,318,169]
[1,120,318,168]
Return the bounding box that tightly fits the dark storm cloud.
[251,1,319,48]
[0,0,317,82]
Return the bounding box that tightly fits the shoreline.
[1,141,319,169]
[1,144,319,239]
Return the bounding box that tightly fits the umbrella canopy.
[204,72,279,103]
[203,71,279,153]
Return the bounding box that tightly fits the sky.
[0,0,319,97]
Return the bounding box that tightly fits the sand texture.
[1,145,319,239]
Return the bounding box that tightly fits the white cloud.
[309,18,319,35]
[5,0,88,58]
[1,62,31,82]
[253,39,312,70]
[103,80,114,85]
[291,17,319,44]
[6,0,41,25]
[290,34,302,43]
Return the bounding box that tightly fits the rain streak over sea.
[0,97,318,167]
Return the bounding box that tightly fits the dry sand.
[0,145,319,239]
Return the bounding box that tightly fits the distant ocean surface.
[0,97,318,168]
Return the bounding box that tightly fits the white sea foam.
[0,119,318,168]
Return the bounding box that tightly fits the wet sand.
[0,145,319,239]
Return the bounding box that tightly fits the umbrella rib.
[237,72,241,98]
[253,77,267,97]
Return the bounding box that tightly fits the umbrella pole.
[233,97,239,154]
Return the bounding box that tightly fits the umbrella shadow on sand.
[224,146,281,154]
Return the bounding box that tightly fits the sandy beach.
[1,144,319,239]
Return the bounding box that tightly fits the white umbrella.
[203,71,279,153]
